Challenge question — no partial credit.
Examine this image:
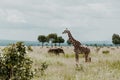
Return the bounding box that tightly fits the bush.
[27,46,33,51]
[40,61,48,76]
[102,50,110,54]
[0,42,34,80]
[35,61,48,77]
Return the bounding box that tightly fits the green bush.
[0,42,34,80]
[27,46,33,51]
[40,61,48,76]
[35,61,48,77]
[102,50,110,54]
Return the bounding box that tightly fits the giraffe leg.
[85,53,88,62]
[87,48,91,62]
[84,48,91,62]
[75,52,79,66]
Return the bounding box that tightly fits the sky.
[0,0,120,41]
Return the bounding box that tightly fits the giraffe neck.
[67,31,76,43]
[67,31,82,47]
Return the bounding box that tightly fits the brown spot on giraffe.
[62,29,91,65]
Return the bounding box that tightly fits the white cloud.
[0,8,26,23]
[0,9,7,21]
[6,9,26,23]
[0,0,120,41]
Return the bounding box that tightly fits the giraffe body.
[62,29,91,65]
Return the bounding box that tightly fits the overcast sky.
[0,0,120,41]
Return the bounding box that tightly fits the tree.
[0,42,34,80]
[67,39,72,46]
[52,38,58,47]
[112,34,120,45]
[57,36,65,46]
[47,33,57,47]
[38,35,47,47]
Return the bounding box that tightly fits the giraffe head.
[62,28,70,34]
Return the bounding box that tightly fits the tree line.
[38,33,120,47]
[38,33,65,47]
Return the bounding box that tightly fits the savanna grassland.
[28,46,120,80]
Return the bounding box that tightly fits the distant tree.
[52,38,58,47]
[112,34,120,45]
[47,33,57,47]
[57,36,65,46]
[94,44,98,47]
[38,35,47,47]
[67,39,72,46]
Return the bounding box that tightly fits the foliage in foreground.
[35,61,49,77]
[0,42,34,80]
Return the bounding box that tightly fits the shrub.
[102,50,110,54]
[35,61,48,76]
[40,61,48,76]
[27,46,33,51]
[0,42,34,80]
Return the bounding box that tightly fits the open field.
[27,46,120,80]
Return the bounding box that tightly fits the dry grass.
[28,46,120,80]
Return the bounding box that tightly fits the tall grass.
[29,47,120,80]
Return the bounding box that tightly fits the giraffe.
[62,29,91,65]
